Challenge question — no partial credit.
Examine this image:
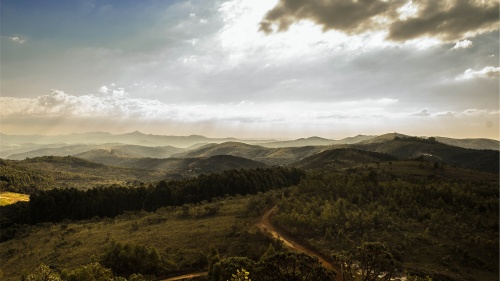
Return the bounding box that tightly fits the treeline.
[0,159,54,192]
[271,172,499,280]
[1,167,304,236]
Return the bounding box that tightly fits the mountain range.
[1,132,498,177]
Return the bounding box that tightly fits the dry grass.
[0,195,263,280]
[0,192,30,206]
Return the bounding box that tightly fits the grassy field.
[0,194,274,280]
[0,192,29,206]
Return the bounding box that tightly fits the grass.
[0,194,273,280]
[0,192,30,206]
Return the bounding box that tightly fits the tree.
[210,257,256,281]
[230,268,251,281]
[257,251,336,281]
[63,262,114,281]
[101,241,165,277]
[333,242,395,281]
[22,264,62,281]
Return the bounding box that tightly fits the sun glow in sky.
[1,0,499,139]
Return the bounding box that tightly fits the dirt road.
[258,206,340,273]
[163,205,342,281]
[162,272,207,281]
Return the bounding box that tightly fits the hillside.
[172,142,327,165]
[358,133,411,144]
[292,148,396,170]
[6,144,119,160]
[353,136,499,173]
[172,142,270,159]
[186,154,267,174]
[0,156,164,192]
[435,136,499,150]
[75,148,267,176]
[260,135,375,148]
[6,144,186,160]
[0,132,270,148]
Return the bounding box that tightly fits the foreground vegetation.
[1,193,279,280]
[1,158,498,281]
[271,168,499,280]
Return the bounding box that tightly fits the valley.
[0,132,498,281]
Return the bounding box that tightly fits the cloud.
[0,88,403,124]
[410,108,430,116]
[260,0,499,42]
[455,66,500,81]
[434,108,490,117]
[451,39,473,50]
[388,0,499,41]
[3,36,27,44]
[259,0,394,34]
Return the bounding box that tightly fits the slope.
[172,142,327,165]
[353,136,499,173]
[292,148,396,170]
[260,135,375,148]
[0,156,162,192]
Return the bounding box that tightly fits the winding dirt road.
[162,272,208,281]
[163,205,341,281]
[257,206,336,270]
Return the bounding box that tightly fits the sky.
[1,0,499,140]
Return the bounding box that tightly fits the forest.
[1,167,304,238]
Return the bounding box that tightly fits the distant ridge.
[292,148,396,170]
[260,135,375,148]
[358,133,410,144]
[435,137,499,151]
[6,144,185,160]
[353,135,499,173]
[73,149,267,174]
[171,141,327,166]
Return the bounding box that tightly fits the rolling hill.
[74,147,268,175]
[292,148,396,170]
[0,132,272,148]
[260,135,375,148]
[353,135,499,173]
[171,142,328,165]
[435,136,499,150]
[0,156,162,192]
[7,144,185,160]
[0,153,268,193]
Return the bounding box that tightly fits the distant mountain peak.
[125,130,144,135]
[306,136,329,140]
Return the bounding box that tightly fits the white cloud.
[2,36,27,44]
[434,108,490,117]
[5,89,495,128]
[410,108,430,116]
[455,66,500,80]
[451,39,473,50]
[0,88,403,124]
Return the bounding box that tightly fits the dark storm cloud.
[388,0,500,41]
[259,0,394,34]
[260,0,499,41]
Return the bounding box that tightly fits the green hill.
[292,148,396,170]
[353,136,499,173]
[0,156,165,192]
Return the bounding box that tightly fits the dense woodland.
[0,167,304,240]
[271,171,499,280]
